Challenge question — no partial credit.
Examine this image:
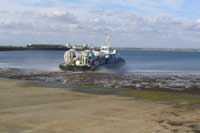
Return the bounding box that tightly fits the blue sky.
[0,0,200,48]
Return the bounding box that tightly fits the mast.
[104,33,110,48]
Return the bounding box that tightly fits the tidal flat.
[0,68,200,132]
[2,68,200,92]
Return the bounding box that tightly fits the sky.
[0,0,200,48]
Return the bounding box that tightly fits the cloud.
[0,9,81,34]
[197,19,200,24]
[0,0,200,48]
[41,10,79,24]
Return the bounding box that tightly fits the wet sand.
[0,79,200,133]
[2,68,200,92]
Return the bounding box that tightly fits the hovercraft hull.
[96,58,125,70]
[59,58,125,71]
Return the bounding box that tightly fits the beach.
[0,79,200,133]
[1,0,200,132]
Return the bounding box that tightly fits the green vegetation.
[125,88,200,105]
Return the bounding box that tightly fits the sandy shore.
[0,79,200,133]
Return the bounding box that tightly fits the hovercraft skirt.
[59,64,94,71]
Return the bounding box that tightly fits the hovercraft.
[59,34,125,71]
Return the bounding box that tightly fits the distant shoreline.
[1,44,200,52]
[0,45,69,51]
[116,47,200,52]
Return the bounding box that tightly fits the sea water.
[1,50,200,73]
